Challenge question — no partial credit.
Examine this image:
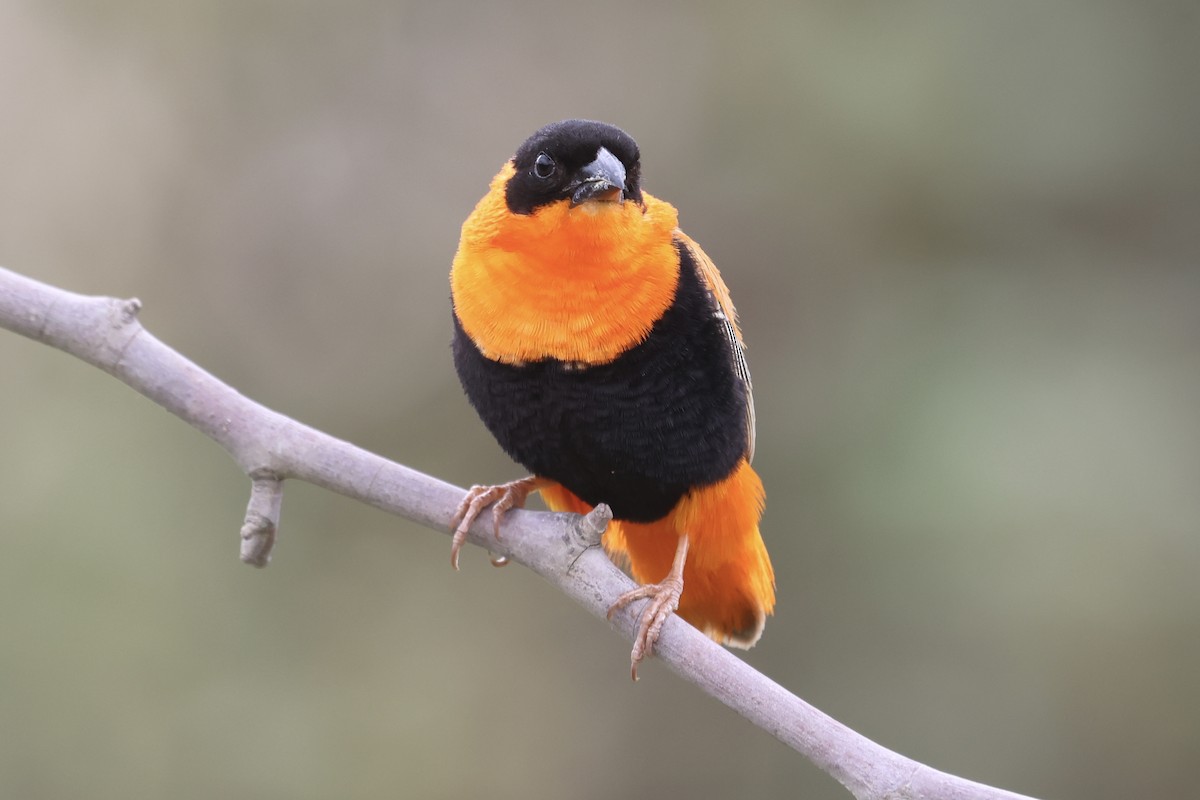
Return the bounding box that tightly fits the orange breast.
[451,163,682,365]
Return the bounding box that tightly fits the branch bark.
[0,265,1039,800]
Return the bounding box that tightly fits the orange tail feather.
[541,460,774,647]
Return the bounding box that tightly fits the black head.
[504,119,644,215]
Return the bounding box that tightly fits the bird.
[448,119,774,678]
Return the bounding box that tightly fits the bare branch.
[241,472,283,567]
[0,266,1040,800]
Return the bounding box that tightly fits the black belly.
[452,243,747,522]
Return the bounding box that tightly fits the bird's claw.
[449,477,543,570]
[606,534,690,679]
[607,573,685,680]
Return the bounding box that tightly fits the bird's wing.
[674,229,756,463]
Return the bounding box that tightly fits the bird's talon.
[447,477,545,569]
[607,535,690,680]
[608,574,684,680]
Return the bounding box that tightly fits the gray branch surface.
[0,266,1040,800]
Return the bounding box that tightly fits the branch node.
[120,297,143,323]
[241,474,283,567]
[572,503,611,547]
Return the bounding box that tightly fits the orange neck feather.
[451,162,681,364]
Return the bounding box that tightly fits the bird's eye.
[533,152,556,180]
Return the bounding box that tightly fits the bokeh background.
[2,2,1198,798]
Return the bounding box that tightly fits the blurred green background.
[2,2,1198,798]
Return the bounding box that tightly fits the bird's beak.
[567,147,627,207]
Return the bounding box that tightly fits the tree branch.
[0,265,1039,800]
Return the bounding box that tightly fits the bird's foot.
[607,534,690,680]
[449,476,546,570]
